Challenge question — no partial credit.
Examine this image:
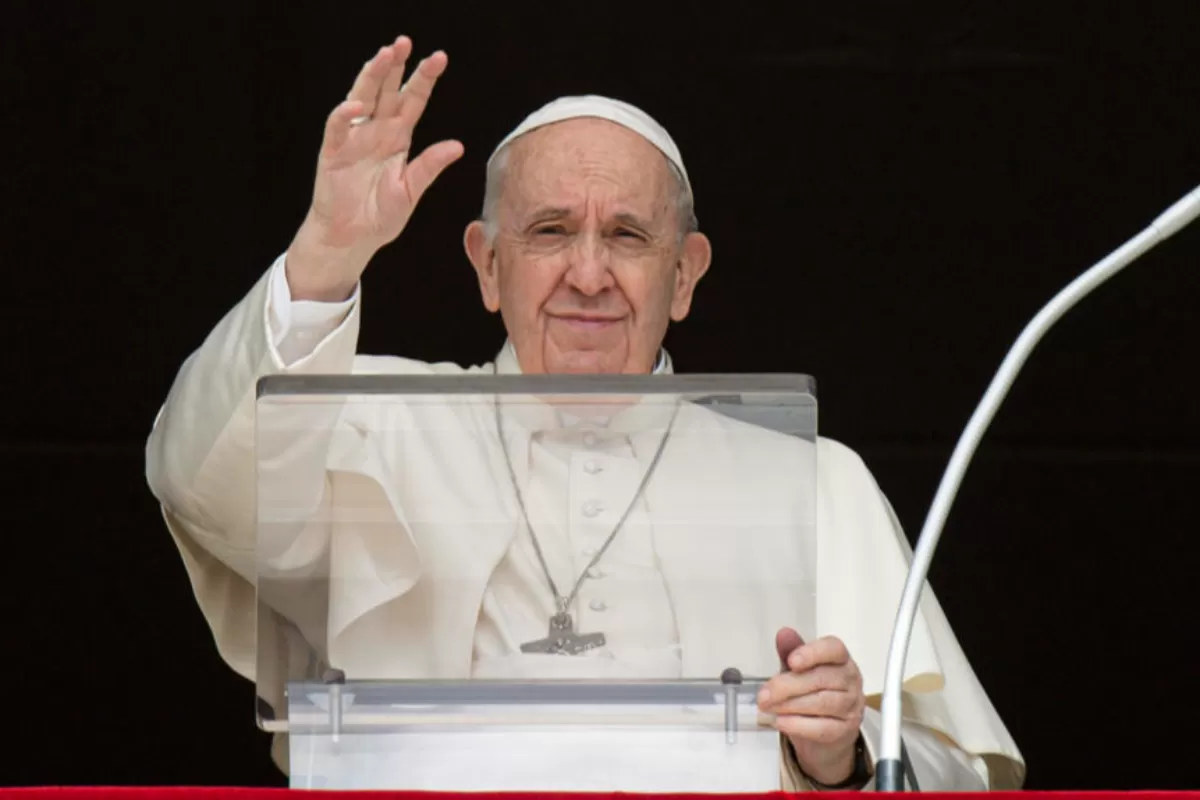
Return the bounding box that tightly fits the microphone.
[875,183,1200,792]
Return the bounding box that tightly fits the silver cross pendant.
[520,612,606,655]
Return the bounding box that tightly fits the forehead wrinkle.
[501,119,674,227]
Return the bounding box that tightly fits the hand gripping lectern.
[253,372,818,791]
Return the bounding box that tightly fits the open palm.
[307,36,464,256]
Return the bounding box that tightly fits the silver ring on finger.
[350,115,372,126]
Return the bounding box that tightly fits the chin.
[546,348,626,375]
[550,356,612,375]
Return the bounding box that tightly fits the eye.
[615,228,644,240]
[533,224,566,236]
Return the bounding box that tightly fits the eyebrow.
[525,207,572,225]
[613,211,654,231]
[523,207,655,230]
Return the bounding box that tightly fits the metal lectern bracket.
[323,668,346,745]
[721,667,742,744]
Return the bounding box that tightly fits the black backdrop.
[3,2,1198,791]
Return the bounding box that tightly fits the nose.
[563,236,614,297]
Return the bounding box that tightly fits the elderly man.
[146,36,1023,792]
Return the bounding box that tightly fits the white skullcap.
[488,94,690,190]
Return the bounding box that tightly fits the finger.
[374,36,413,119]
[394,51,449,132]
[345,45,397,114]
[321,99,369,157]
[769,689,859,719]
[786,635,851,673]
[377,114,416,160]
[758,665,855,710]
[776,627,805,668]
[398,139,465,203]
[773,713,862,745]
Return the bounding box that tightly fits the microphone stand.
[875,184,1200,792]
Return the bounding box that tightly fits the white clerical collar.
[493,341,673,376]
[492,341,680,442]
[651,348,668,374]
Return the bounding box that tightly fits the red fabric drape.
[1,791,1194,799]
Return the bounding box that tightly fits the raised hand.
[287,36,464,301]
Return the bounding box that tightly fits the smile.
[549,315,623,331]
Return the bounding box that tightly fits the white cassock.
[145,255,1025,792]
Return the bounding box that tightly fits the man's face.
[465,117,711,374]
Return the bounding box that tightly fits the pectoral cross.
[520,612,606,655]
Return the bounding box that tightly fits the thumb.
[776,626,805,670]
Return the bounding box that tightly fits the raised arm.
[144,36,462,676]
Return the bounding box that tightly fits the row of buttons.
[579,436,611,616]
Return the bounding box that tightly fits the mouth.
[548,314,624,331]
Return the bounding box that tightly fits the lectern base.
[288,727,784,792]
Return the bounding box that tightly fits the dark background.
[3,1,1198,791]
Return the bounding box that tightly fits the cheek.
[499,258,564,317]
[615,266,674,319]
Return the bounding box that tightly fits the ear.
[669,231,712,322]
[464,220,500,313]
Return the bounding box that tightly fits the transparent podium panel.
[254,373,818,791]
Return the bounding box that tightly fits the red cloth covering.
[0,790,1194,799]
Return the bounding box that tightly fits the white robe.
[145,256,1025,791]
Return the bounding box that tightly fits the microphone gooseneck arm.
[874,184,1200,792]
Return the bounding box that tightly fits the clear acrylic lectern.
[254,373,818,791]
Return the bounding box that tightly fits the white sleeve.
[265,253,361,367]
[858,708,988,791]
